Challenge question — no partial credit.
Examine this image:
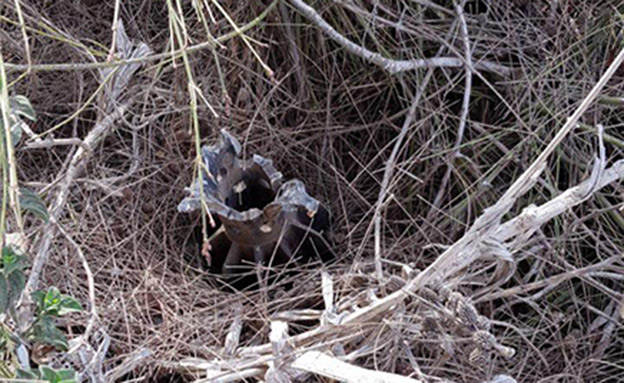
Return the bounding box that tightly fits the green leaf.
[32,290,46,313]
[58,295,83,316]
[55,369,77,383]
[17,366,77,383]
[2,246,25,275]
[32,287,63,316]
[44,287,62,311]
[2,247,17,272]
[9,95,36,121]
[6,270,25,310]
[34,286,83,319]
[39,366,59,382]
[19,187,49,221]
[16,368,41,380]
[0,276,7,313]
[10,115,24,146]
[30,316,68,351]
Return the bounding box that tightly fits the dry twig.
[428,0,473,217]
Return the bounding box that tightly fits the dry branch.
[289,0,513,76]
[291,351,422,383]
[373,94,420,279]
[371,16,462,279]
[495,159,624,244]
[23,101,133,297]
[23,137,84,149]
[105,348,153,382]
[57,224,98,351]
[472,47,624,230]
[224,304,243,356]
[16,24,151,346]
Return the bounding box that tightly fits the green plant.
[0,55,48,241]
[0,246,26,315]
[0,246,27,378]
[16,365,77,383]
[0,245,83,381]
[27,286,83,350]
[0,83,81,381]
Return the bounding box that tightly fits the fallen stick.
[495,159,624,244]
[23,137,84,149]
[106,348,153,382]
[292,350,422,383]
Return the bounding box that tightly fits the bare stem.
[106,0,122,62]
[428,0,473,218]
[12,0,31,70]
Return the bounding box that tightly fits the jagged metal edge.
[273,180,320,215]
[178,129,239,214]
[178,130,325,223]
[251,154,283,191]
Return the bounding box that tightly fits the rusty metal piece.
[179,130,334,280]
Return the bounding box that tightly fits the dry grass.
[1,0,623,382]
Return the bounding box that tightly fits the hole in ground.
[225,171,276,212]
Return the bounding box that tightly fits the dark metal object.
[178,130,333,279]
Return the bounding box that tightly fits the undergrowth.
[0,1,622,382]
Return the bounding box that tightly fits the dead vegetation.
[1,0,623,382]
